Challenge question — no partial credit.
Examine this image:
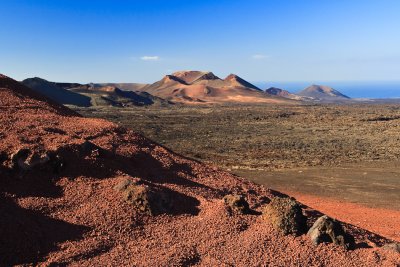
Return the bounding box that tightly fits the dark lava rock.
[11,148,50,171]
[263,197,307,235]
[382,242,400,253]
[223,194,250,215]
[80,140,103,158]
[10,148,64,173]
[307,215,355,250]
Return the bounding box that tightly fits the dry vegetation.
[76,104,400,170]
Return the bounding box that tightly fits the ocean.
[254,81,400,99]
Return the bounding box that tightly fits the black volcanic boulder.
[9,148,64,173]
[307,215,355,250]
[223,194,250,215]
[263,197,307,235]
[10,149,50,171]
[114,178,171,216]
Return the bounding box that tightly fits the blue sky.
[1,0,400,84]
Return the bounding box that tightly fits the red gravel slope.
[286,192,400,243]
[0,74,398,266]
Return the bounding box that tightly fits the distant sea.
[254,81,400,99]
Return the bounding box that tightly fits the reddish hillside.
[0,74,398,266]
[142,71,294,104]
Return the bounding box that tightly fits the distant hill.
[298,85,350,102]
[22,77,91,107]
[265,87,309,101]
[95,83,148,91]
[141,71,293,104]
[69,84,171,107]
[54,82,83,90]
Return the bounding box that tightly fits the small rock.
[80,140,102,157]
[10,148,63,173]
[258,196,271,205]
[382,242,400,253]
[307,215,355,250]
[11,149,50,171]
[223,194,250,215]
[263,197,307,235]
[113,177,141,192]
[10,148,30,170]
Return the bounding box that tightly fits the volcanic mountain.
[265,87,309,101]
[141,71,293,104]
[298,84,350,102]
[68,84,171,107]
[22,77,91,107]
[0,74,398,266]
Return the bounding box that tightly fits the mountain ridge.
[141,70,292,104]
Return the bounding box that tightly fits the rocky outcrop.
[263,197,307,235]
[307,215,355,250]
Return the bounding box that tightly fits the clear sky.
[1,0,400,84]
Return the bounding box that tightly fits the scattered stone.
[11,148,50,171]
[223,194,250,215]
[80,140,102,157]
[258,196,271,205]
[382,242,400,253]
[263,197,307,235]
[113,177,141,192]
[307,215,355,250]
[9,148,64,174]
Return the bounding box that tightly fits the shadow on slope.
[0,196,89,266]
[22,77,91,107]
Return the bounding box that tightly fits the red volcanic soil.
[285,192,400,243]
[0,74,399,266]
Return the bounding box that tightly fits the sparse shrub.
[263,197,307,235]
[115,178,171,215]
[223,194,250,215]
